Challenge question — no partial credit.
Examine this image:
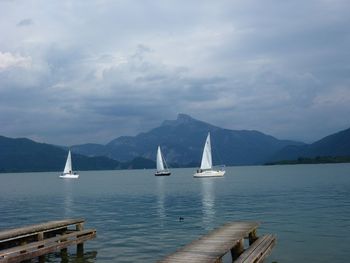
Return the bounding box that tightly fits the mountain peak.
[177,113,195,122]
[162,113,197,126]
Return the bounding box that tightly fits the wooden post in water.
[60,247,68,261]
[38,232,45,263]
[76,222,84,256]
[249,229,258,245]
[231,238,244,260]
[60,227,68,260]
[19,239,27,254]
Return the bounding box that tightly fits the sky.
[0,0,350,145]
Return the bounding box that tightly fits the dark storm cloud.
[0,0,349,144]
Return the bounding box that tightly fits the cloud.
[17,18,33,27]
[0,0,349,145]
[0,52,32,71]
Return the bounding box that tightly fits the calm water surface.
[0,164,349,262]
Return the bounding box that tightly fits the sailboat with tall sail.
[59,150,79,179]
[155,146,171,176]
[194,132,225,178]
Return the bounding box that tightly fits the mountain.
[270,127,350,161]
[72,114,304,165]
[0,135,123,173]
[3,114,347,171]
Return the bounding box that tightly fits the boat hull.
[59,173,79,179]
[193,170,225,178]
[155,171,171,176]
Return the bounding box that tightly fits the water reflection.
[62,179,74,217]
[201,179,216,228]
[46,250,97,263]
[156,177,166,223]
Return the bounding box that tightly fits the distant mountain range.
[269,127,350,161]
[72,114,305,166]
[1,114,349,173]
[0,136,154,173]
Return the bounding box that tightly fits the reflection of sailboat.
[156,177,166,222]
[60,150,79,179]
[194,132,225,178]
[155,146,171,176]
[62,179,73,217]
[201,179,215,227]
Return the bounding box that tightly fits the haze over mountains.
[1,114,349,173]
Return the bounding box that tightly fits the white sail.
[200,133,212,170]
[63,150,72,174]
[155,146,171,176]
[156,146,165,171]
[194,132,225,178]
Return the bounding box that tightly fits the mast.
[200,133,212,170]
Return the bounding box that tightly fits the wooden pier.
[158,221,275,263]
[0,218,96,263]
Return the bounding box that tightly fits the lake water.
[0,164,349,262]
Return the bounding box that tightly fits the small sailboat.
[194,132,225,178]
[59,150,79,179]
[155,146,171,176]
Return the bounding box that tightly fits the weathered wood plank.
[0,218,85,243]
[0,229,96,263]
[158,222,260,263]
[0,229,95,257]
[234,234,276,263]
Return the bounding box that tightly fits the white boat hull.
[193,170,225,178]
[59,173,79,179]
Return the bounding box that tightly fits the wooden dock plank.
[158,222,259,263]
[0,218,96,263]
[0,230,96,263]
[234,234,276,263]
[0,218,85,243]
[0,229,95,257]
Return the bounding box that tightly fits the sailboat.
[194,132,225,178]
[59,150,79,179]
[155,146,171,176]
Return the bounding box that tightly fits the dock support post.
[76,222,84,231]
[231,238,244,260]
[249,229,258,245]
[19,240,27,254]
[77,243,84,257]
[76,222,84,256]
[38,232,45,263]
[60,234,68,256]
[60,248,68,263]
[39,255,46,263]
